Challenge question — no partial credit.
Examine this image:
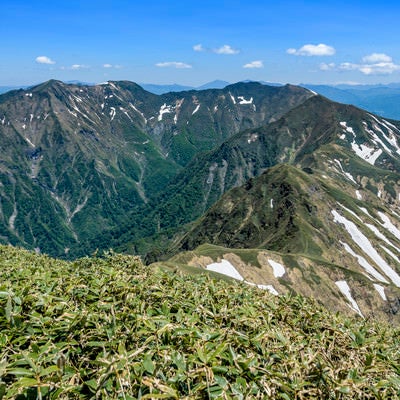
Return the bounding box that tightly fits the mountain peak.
[30,79,65,92]
[196,80,230,90]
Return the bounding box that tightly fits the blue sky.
[2,0,400,86]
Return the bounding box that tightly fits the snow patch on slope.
[192,104,200,115]
[368,114,400,154]
[378,212,400,238]
[338,203,362,222]
[110,107,116,121]
[373,284,387,301]
[334,159,357,184]
[332,210,400,287]
[237,96,253,105]
[351,142,382,165]
[129,103,147,124]
[267,259,286,278]
[359,207,373,218]
[380,245,400,265]
[340,121,355,135]
[246,281,279,295]
[341,121,382,164]
[206,259,279,295]
[206,259,244,280]
[158,104,172,121]
[335,280,363,317]
[340,241,388,283]
[120,107,133,122]
[366,223,400,254]
[25,137,35,147]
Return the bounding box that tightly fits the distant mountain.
[65,80,95,86]
[303,83,400,119]
[196,80,230,90]
[139,83,194,94]
[244,79,283,87]
[0,80,312,257]
[0,85,28,94]
[140,80,231,94]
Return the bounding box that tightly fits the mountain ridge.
[165,163,400,323]
[0,80,313,256]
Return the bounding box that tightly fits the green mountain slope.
[0,80,312,257]
[143,94,400,322]
[1,245,399,398]
[161,95,400,210]
[0,80,175,255]
[120,95,400,258]
[166,163,400,323]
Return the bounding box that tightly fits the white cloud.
[71,64,89,70]
[35,56,56,65]
[334,81,361,86]
[362,53,392,63]
[318,52,400,76]
[213,45,240,55]
[336,53,400,75]
[337,62,356,71]
[243,60,264,69]
[155,61,192,69]
[359,62,400,75]
[319,62,336,71]
[103,64,122,69]
[61,64,90,70]
[193,44,205,52]
[287,44,336,56]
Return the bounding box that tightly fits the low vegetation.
[0,245,399,399]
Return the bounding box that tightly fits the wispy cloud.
[155,61,192,69]
[287,44,335,56]
[320,53,400,75]
[213,45,240,55]
[103,64,122,69]
[193,44,205,52]
[319,62,336,71]
[35,56,56,65]
[194,43,240,55]
[71,64,90,70]
[243,60,264,69]
[60,64,90,70]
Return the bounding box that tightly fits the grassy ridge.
[0,245,399,399]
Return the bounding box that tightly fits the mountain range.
[1,80,400,323]
[138,81,400,121]
[302,83,400,120]
[0,80,312,256]
[4,80,400,120]
[142,81,400,120]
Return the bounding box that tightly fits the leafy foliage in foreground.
[0,245,399,399]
